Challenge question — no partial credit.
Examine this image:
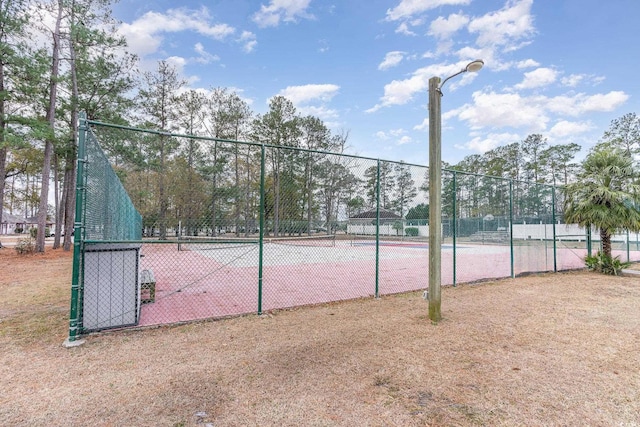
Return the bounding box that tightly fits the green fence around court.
[67,117,640,341]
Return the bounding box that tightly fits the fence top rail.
[84,239,185,245]
[85,118,427,168]
[446,168,556,189]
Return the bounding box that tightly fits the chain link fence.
[67,118,640,340]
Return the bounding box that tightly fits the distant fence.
[66,117,640,341]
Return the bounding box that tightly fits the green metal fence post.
[509,180,514,278]
[375,159,380,298]
[65,112,87,346]
[586,223,592,256]
[258,144,265,314]
[552,186,557,272]
[452,171,457,286]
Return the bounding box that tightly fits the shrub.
[392,221,404,235]
[405,227,419,237]
[584,251,630,276]
[15,238,35,255]
[14,228,23,234]
[28,226,51,238]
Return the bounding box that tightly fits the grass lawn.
[1,247,639,426]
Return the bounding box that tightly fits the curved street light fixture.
[428,59,484,323]
[437,59,484,95]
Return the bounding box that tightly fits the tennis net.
[267,234,336,248]
[177,234,336,251]
[177,236,258,251]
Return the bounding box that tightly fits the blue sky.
[111,0,639,165]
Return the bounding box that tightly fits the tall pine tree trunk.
[273,149,281,237]
[36,0,63,252]
[158,135,167,239]
[244,146,252,236]
[0,63,6,242]
[305,153,313,236]
[234,135,240,237]
[63,123,78,251]
[53,153,61,248]
[63,5,79,251]
[0,145,6,241]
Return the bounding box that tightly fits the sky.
[110,0,640,166]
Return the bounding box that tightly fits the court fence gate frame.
[66,115,640,342]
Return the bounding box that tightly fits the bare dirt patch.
[1,248,639,426]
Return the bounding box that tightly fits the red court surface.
[134,241,638,328]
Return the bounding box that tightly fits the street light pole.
[428,76,442,323]
[428,59,484,323]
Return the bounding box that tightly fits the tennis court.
[69,119,640,339]
[138,235,430,327]
[134,235,616,327]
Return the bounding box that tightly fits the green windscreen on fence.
[83,129,142,241]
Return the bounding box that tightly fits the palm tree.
[563,147,640,259]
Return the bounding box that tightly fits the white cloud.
[461,132,520,153]
[193,43,220,64]
[429,13,470,39]
[318,39,329,53]
[516,59,539,69]
[546,91,629,116]
[513,67,557,90]
[395,22,417,36]
[239,31,257,53]
[367,61,482,112]
[366,74,426,113]
[297,105,339,121]
[378,51,405,70]
[447,90,629,135]
[452,2,536,72]
[165,56,204,86]
[375,128,413,145]
[454,91,550,131]
[577,91,629,113]
[429,13,471,54]
[467,0,534,50]
[414,118,429,131]
[386,0,471,21]
[398,135,413,145]
[561,74,584,87]
[166,56,187,74]
[548,120,594,138]
[194,43,206,56]
[560,74,606,88]
[455,45,505,71]
[119,8,235,58]
[252,0,314,28]
[376,131,390,140]
[390,128,407,137]
[276,84,340,123]
[278,84,340,104]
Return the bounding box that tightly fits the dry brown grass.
[1,247,639,426]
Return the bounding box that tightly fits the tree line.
[2,1,639,251]
[1,0,135,251]
[96,90,424,240]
